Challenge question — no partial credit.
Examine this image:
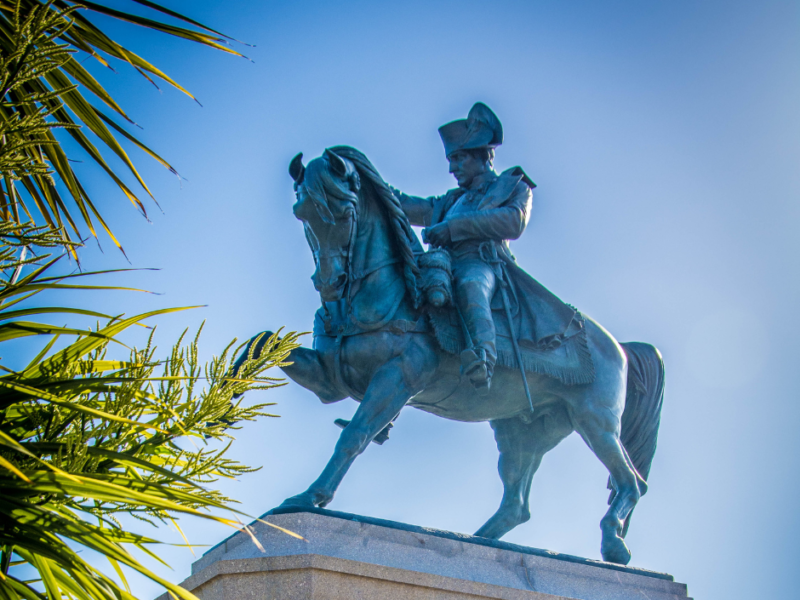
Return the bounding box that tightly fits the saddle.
[419,248,595,386]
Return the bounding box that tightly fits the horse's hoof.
[276,493,317,510]
[601,535,632,565]
[474,504,530,540]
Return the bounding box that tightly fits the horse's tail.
[614,341,665,535]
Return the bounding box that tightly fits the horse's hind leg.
[475,406,573,540]
[573,402,641,565]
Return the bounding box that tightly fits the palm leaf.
[0,0,247,249]
[0,10,302,600]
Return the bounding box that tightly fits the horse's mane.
[329,146,421,308]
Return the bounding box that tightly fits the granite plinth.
[159,509,690,600]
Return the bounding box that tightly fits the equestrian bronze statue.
[235,103,664,566]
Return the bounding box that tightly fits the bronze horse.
[237,146,664,565]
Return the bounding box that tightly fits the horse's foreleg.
[476,407,572,540]
[280,359,417,509]
[282,346,347,404]
[280,338,437,509]
[574,405,640,565]
[235,331,345,404]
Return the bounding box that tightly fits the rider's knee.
[458,279,494,303]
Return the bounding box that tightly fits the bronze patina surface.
[236,104,664,566]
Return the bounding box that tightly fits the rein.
[320,208,358,325]
[344,208,358,306]
[327,203,362,400]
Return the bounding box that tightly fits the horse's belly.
[318,333,562,422]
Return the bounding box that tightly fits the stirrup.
[473,377,491,396]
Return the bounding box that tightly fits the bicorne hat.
[438,102,503,158]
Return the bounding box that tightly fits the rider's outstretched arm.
[390,186,437,227]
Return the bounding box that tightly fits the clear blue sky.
[41,1,800,599]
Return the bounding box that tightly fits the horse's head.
[291,149,361,302]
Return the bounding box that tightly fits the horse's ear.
[324,148,348,179]
[289,153,305,184]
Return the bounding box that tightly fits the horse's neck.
[350,187,398,280]
[347,190,417,324]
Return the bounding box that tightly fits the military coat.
[392,168,581,348]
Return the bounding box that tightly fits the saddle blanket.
[427,306,595,386]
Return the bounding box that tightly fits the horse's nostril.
[334,274,347,288]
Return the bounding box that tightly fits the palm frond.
[0,209,299,600]
[0,1,246,251]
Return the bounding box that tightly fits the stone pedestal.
[160,508,690,600]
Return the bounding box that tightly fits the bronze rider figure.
[392,102,535,393]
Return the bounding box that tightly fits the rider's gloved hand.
[422,223,451,247]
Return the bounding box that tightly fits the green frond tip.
[0,0,248,252]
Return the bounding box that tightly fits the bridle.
[319,204,358,324]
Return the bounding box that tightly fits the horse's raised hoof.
[231,330,277,399]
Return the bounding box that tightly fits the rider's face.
[448,150,489,188]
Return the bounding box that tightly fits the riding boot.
[452,256,498,395]
[459,314,497,394]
